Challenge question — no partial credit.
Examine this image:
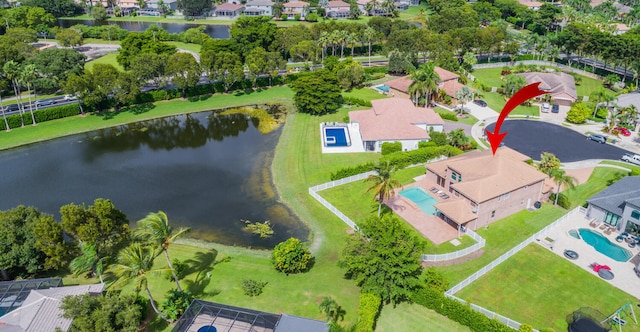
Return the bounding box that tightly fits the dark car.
[587,134,607,144]
[35,99,56,107]
[473,99,487,107]
[551,104,559,113]
[3,104,19,112]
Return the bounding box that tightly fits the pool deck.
[320,123,366,153]
[385,181,459,245]
[542,209,640,299]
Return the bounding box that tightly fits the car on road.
[541,102,550,113]
[3,104,19,112]
[35,99,56,107]
[63,94,77,101]
[587,133,607,144]
[614,126,632,136]
[551,104,559,113]
[473,99,487,107]
[622,153,640,165]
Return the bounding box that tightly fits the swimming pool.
[578,228,632,262]
[374,85,390,93]
[399,187,438,215]
[324,127,350,147]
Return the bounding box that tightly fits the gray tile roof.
[245,0,274,6]
[275,314,329,332]
[587,176,640,215]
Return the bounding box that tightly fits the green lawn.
[85,52,124,72]
[376,302,472,332]
[343,87,389,102]
[600,160,639,173]
[166,41,202,53]
[576,75,613,100]
[563,167,629,209]
[436,204,566,285]
[435,107,480,125]
[455,244,638,331]
[472,67,504,89]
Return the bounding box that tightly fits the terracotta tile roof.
[328,0,350,7]
[385,75,413,93]
[434,67,458,82]
[442,80,466,98]
[518,0,543,8]
[385,67,460,96]
[434,199,478,224]
[284,1,309,7]
[427,148,546,203]
[349,97,444,141]
[590,0,605,7]
[519,72,577,102]
[215,2,244,10]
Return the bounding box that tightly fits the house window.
[491,210,495,218]
[451,173,457,181]
[437,176,445,187]
[632,210,640,220]
[604,212,621,226]
[521,200,524,205]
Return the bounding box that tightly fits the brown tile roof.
[385,67,460,96]
[349,97,444,141]
[427,147,545,203]
[518,0,543,8]
[284,1,309,7]
[519,72,577,102]
[385,75,413,93]
[0,284,105,332]
[434,199,478,224]
[434,67,458,82]
[441,80,466,98]
[328,0,350,7]
[215,2,244,10]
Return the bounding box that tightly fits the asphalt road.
[486,120,630,162]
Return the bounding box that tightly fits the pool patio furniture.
[441,194,450,199]
[429,187,438,193]
[589,218,600,228]
[617,235,626,243]
[590,263,611,272]
[598,269,615,280]
[564,249,579,260]
[600,223,609,230]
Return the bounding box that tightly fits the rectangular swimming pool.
[324,127,350,147]
[399,187,438,215]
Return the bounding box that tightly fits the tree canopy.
[290,70,343,115]
[61,293,144,332]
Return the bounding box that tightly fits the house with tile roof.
[424,147,547,232]
[384,67,467,104]
[518,0,543,10]
[0,283,105,332]
[519,72,578,106]
[326,0,351,18]
[214,2,245,18]
[586,176,640,237]
[348,97,444,152]
[283,1,310,19]
[244,0,275,16]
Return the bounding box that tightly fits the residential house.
[172,299,329,332]
[244,0,275,16]
[283,1,310,19]
[586,176,640,237]
[326,0,351,18]
[0,283,105,332]
[348,97,444,152]
[518,0,543,10]
[614,23,630,35]
[214,2,244,18]
[356,0,387,16]
[147,0,179,11]
[519,72,578,106]
[425,147,547,232]
[384,67,466,103]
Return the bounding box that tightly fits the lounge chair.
[599,223,608,230]
[604,227,613,235]
[438,192,447,198]
[429,187,438,193]
[441,194,450,199]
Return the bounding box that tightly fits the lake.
[57,19,231,39]
[0,111,307,248]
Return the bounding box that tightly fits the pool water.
[399,187,438,215]
[374,85,390,92]
[324,127,350,147]
[578,228,632,262]
[568,229,580,239]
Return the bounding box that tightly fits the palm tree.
[347,32,358,57]
[318,31,330,64]
[319,297,345,323]
[410,62,440,106]
[365,161,402,217]
[3,61,25,127]
[550,169,577,206]
[455,86,473,115]
[70,242,105,283]
[335,30,349,58]
[0,82,10,131]
[134,211,190,291]
[363,27,376,66]
[20,64,38,126]
[110,243,171,321]
[328,30,340,56]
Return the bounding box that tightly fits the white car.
[541,102,550,113]
[63,94,77,101]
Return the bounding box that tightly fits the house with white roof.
[348,97,444,152]
[283,1,310,19]
[244,0,275,16]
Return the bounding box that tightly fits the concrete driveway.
[463,102,499,122]
[486,120,630,162]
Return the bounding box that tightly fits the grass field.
[600,160,639,173]
[376,302,472,332]
[85,52,124,71]
[455,244,638,331]
[563,167,629,209]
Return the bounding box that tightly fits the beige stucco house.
[519,72,578,106]
[384,67,466,102]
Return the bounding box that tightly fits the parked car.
[635,261,640,278]
[622,153,640,165]
[614,126,632,136]
[63,94,77,101]
[3,104,19,112]
[551,104,559,113]
[541,102,550,113]
[587,134,607,144]
[35,99,56,107]
[473,99,487,107]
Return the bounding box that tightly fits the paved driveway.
[486,120,629,162]
[464,102,499,121]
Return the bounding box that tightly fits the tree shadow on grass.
[183,250,227,297]
[96,103,156,120]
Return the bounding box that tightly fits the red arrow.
[486,82,547,155]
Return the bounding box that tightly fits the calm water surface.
[0,111,307,248]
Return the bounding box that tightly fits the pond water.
[0,111,307,248]
[57,19,230,39]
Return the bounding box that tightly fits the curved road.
[486,120,629,162]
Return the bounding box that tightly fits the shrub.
[165,258,188,281]
[381,141,402,155]
[381,145,463,169]
[436,111,458,121]
[294,14,301,21]
[0,103,82,130]
[418,141,436,148]
[566,102,591,124]
[549,193,570,209]
[356,293,381,332]
[424,267,449,292]
[161,289,194,321]
[306,13,318,22]
[428,131,448,146]
[519,324,534,332]
[271,237,313,274]
[330,162,376,180]
[343,96,372,107]
[280,14,288,20]
[242,279,268,297]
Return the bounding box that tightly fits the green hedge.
[343,96,372,107]
[381,145,463,169]
[356,293,382,332]
[381,142,402,155]
[0,103,81,130]
[436,111,458,122]
[411,288,514,332]
[330,162,375,181]
[549,193,570,209]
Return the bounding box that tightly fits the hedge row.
[436,111,458,122]
[380,145,463,169]
[0,103,81,130]
[381,142,402,155]
[355,293,382,332]
[411,288,515,332]
[330,162,375,181]
[343,96,372,107]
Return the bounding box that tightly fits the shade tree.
[290,70,343,115]
[165,52,201,98]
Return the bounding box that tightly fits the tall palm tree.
[363,27,376,66]
[3,61,25,127]
[550,169,577,206]
[413,62,440,105]
[110,243,171,321]
[365,161,402,217]
[20,64,38,126]
[70,242,105,283]
[134,211,190,291]
[0,83,9,131]
[455,86,474,115]
[318,31,330,64]
[347,32,358,57]
[319,297,345,323]
[335,30,349,58]
[592,88,614,118]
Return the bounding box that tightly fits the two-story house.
[586,176,640,237]
[283,1,310,19]
[244,0,275,16]
[326,0,351,18]
[425,147,547,232]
